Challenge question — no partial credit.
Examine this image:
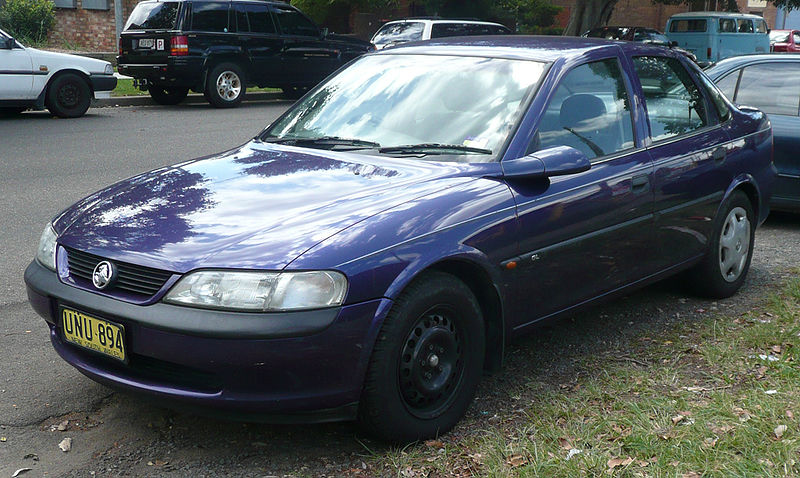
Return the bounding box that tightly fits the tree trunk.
[563,0,620,36]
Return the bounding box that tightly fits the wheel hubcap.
[719,206,750,282]
[399,308,463,418]
[216,71,241,101]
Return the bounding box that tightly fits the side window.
[719,18,736,33]
[191,2,229,32]
[794,32,800,45]
[531,59,635,161]
[243,4,274,34]
[633,56,709,141]
[431,23,468,38]
[735,62,800,116]
[756,20,768,34]
[273,6,318,36]
[234,4,248,32]
[737,19,754,34]
[715,69,740,100]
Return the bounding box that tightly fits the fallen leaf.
[154,459,168,466]
[672,415,685,425]
[775,425,787,439]
[756,366,768,379]
[57,420,69,431]
[765,390,778,395]
[0,437,6,442]
[58,437,72,452]
[772,345,783,354]
[703,437,718,448]
[424,439,444,449]
[23,454,38,461]
[12,469,32,478]
[607,457,634,469]
[506,454,528,468]
[683,472,701,478]
[788,410,795,419]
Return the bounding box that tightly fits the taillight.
[170,35,188,56]
[118,37,123,56]
[707,47,712,59]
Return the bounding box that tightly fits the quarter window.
[715,69,740,100]
[633,56,709,141]
[191,2,229,32]
[532,59,635,160]
[735,62,800,116]
[273,6,318,36]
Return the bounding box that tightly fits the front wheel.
[358,271,485,443]
[148,86,189,105]
[686,190,755,299]
[205,63,245,108]
[45,73,91,118]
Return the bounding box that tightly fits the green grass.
[365,276,800,477]
[111,78,281,98]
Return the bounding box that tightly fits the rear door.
[271,4,339,86]
[233,2,282,85]
[632,55,731,269]
[121,1,183,64]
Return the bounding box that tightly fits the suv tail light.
[170,35,188,56]
[118,37,123,56]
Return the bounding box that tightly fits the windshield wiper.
[379,143,493,155]
[263,136,381,149]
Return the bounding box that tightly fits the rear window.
[669,19,707,33]
[124,1,180,30]
[372,22,424,45]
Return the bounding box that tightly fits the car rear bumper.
[117,60,202,88]
[24,260,392,422]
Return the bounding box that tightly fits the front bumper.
[89,73,117,93]
[24,260,391,422]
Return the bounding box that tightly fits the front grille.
[65,246,173,298]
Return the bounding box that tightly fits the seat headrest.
[560,94,606,129]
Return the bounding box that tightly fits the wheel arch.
[722,174,763,224]
[45,68,94,94]
[201,54,247,89]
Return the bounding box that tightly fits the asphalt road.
[1,103,799,477]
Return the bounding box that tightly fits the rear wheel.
[148,86,189,105]
[205,63,245,108]
[45,73,91,118]
[686,190,755,298]
[358,271,485,443]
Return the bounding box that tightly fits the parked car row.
[25,36,776,443]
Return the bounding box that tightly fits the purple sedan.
[25,37,775,442]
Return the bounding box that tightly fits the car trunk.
[120,1,184,64]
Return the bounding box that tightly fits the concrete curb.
[93,91,290,107]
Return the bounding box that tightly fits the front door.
[0,40,34,99]
[271,4,339,86]
[505,57,655,331]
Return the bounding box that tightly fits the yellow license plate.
[61,307,126,362]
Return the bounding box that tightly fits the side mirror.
[320,27,329,39]
[500,146,591,179]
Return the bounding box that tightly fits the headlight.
[163,270,348,312]
[104,63,113,75]
[36,224,57,271]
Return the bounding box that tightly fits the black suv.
[118,0,374,107]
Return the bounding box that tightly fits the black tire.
[205,63,245,108]
[45,73,91,118]
[358,271,485,443]
[280,86,308,100]
[148,86,189,105]
[686,190,755,299]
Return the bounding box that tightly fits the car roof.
[706,53,800,76]
[669,11,766,20]
[376,35,665,62]
[381,18,507,27]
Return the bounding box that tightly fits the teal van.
[666,12,770,65]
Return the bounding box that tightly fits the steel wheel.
[718,206,750,282]
[399,306,464,419]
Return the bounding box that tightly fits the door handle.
[631,174,649,193]
[712,148,726,162]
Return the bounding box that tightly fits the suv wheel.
[149,86,189,105]
[45,73,91,118]
[205,63,245,108]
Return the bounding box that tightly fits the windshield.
[770,31,790,43]
[261,54,547,162]
[371,22,424,46]
[124,1,180,30]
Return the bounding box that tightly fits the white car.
[371,19,511,50]
[0,28,117,118]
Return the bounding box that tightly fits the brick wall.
[49,0,137,52]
